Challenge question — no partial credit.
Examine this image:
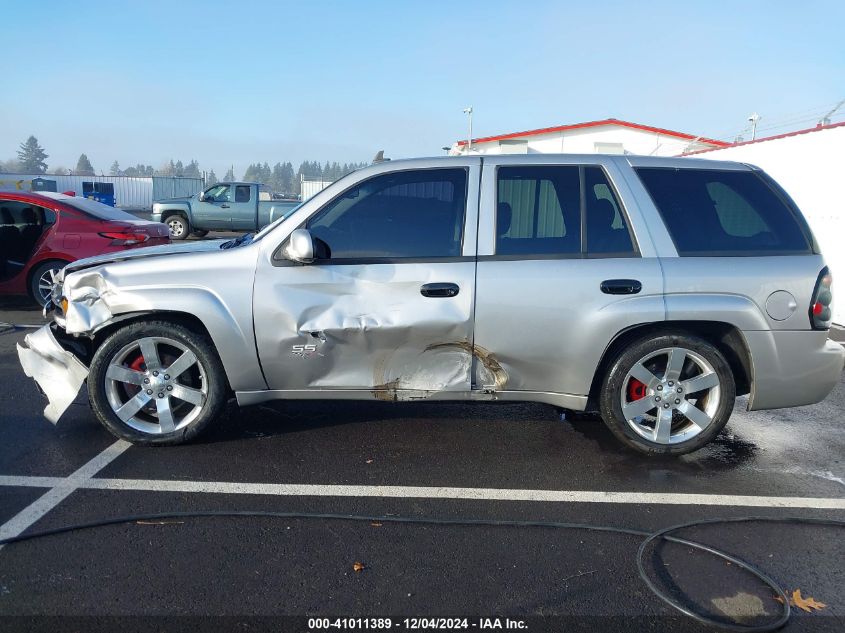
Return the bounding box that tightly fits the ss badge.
[291,343,318,358]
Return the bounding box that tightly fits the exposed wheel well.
[586,321,752,410]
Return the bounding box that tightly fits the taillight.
[98,231,150,246]
[809,267,833,330]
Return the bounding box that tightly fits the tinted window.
[307,168,467,259]
[235,185,251,203]
[636,168,812,255]
[584,167,635,254]
[496,166,580,255]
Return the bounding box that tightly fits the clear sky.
[1,0,843,177]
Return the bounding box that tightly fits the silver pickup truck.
[17,155,844,455]
[152,182,300,239]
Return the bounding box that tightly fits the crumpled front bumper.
[17,325,89,424]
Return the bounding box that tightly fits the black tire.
[599,333,735,456]
[163,214,189,240]
[28,260,68,306]
[191,229,209,238]
[88,320,227,445]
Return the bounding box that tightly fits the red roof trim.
[456,118,729,148]
[681,120,845,155]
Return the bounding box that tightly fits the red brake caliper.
[627,378,647,401]
[123,353,146,397]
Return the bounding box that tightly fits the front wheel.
[88,320,227,445]
[599,333,735,455]
[163,214,189,240]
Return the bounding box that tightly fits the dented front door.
[252,162,481,398]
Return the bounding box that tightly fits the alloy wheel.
[104,336,207,435]
[620,347,721,445]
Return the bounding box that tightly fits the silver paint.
[14,155,844,427]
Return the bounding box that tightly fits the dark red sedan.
[0,191,170,304]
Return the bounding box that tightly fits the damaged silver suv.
[17,155,844,454]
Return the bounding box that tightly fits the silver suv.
[17,155,844,455]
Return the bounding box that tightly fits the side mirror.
[285,228,316,264]
[198,193,206,202]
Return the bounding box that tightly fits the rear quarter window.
[635,167,813,256]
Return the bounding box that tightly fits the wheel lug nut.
[143,378,149,384]
[146,389,153,395]
[654,396,661,402]
[668,381,674,387]
[675,399,681,404]
[677,387,682,393]
[663,403,670,409]
[158,392,164,398]
[153,371,159,377]
[656,385,663,391]
[164,374,170,380]
[166,385,173,391]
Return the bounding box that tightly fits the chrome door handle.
[420,283,460,298]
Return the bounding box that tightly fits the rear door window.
[496,166,581,255]
[584,166,635,254]
[635,168,813,255]
[235,185,251,203]
[495,165,635,256]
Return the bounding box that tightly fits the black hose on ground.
[1,510,842,631]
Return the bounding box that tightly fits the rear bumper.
[16,325,89,423]
[746,329,844,411]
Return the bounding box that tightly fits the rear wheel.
[164,214,189,240]
[88,320,227,445]
[599,333,735,455]
[28,260,67,306]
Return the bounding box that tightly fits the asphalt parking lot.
[1,282,843,631]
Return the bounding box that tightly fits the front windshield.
[62,197,143,221]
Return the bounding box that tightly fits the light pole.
[463,106,473,153]
[748,113,761,140]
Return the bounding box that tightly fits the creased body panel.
[473,257,665,397]
[58,246,265,391]
[252,261,476,396]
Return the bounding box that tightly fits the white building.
[448,118,727,156]
[685,122,845,325]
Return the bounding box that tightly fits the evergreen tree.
[224,165,235,181]
[183,160,201,178]
[17,136,48,173]
[109,160,121,176]
[75,153,95,176]
[174,160,184,176]
[207,169,218,185]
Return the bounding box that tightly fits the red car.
[0,191,170,305]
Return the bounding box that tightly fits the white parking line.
[0,474,843,510]
[0,440,130,547]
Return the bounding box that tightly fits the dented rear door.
[252,160,481,397]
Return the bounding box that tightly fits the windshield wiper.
[220,233,255,250]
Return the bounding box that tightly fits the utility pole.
[463,106,473,153]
